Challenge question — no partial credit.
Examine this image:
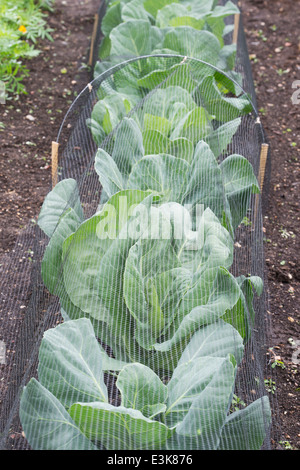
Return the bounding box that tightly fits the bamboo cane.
[51,141,59,188]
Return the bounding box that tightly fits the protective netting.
[0,0,279,451]
[89,0,271,211]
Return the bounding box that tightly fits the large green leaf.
[220,154,260,229]
[124,206,235,350]
[95,148,126,198]
[60,294,131,364]
[123,208,185,348]
[143,129,170,155]
[127,154,190,202]
[112,117,145,175]
[170,107,213,143]
[121,0,151,22]
[110,20,152,57]
[155,268,240,353]
[174,354,236,449]
[177,320,244,366]
[170,15,205,30]
[69,401,173,450]
[167,137,194,163]
[162,28,221,66]
[181,0,217,16]
[165,353,236,432]
[217,396,271,450]
[41,207,83,294]
[137,62,199,94]
[20,379,96,450]
[204,118,241,158]
[175,207,233,273]
[156,3,189,28]
[165,356,226,426]
[181,141,225,221]
[116,363,168,418]
[101,2,122,36]
[198,76,253,121]
[38,318,108,407]
[88,93,131,144]
[142,86,196,124]
[144,0,178,18]
[37,178,83,238]
[61,190,154,339]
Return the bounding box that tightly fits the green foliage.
[36,171,261,370]
[19,0,271,451]
[0,0,54,99]
[20,318,271,450]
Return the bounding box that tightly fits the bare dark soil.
[242,0,300,450]
[0,0,299,451]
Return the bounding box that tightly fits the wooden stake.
[88,13,99,67]
[254,143,269,225]
[258,143,269,192]
[233,13,240,44]
[51,141,59,188]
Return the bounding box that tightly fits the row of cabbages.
[19,0,271,450]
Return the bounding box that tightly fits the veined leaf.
[61,190,154,337]
[170,106,213,142]
[121,0,151,22]
[177,320,244,366]
[143,129,170,155]
[101,2,122,36]
[38,178,83,238]
[127,154,190,202]
[204,117,241,158]
[69,401,173,450]
[38,318,108,407]
[116,363,168,417]
[110,20,152,57]
[41,207,83,295]
[144,0,178,18]
[155,268,240,352]
[156,3,189,28]
[220,153,260,229]
[19,379,97,450]
[174,354,236,449]
[199,76,253,121]
[218,396,271,450]
[162,28,221,66]
[112,117,144,175]
[95,148,126,198]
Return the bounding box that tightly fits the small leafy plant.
[0,0,54,99]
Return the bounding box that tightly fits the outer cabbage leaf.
[69,401,173,450]
[19,379,97,450]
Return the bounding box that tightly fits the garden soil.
[0,0,299,450]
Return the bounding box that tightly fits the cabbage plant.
[94,118,260,232]
[88,70,252,149]
[19,317,271,450]
[89,0,252,146]
[37,185,262,371]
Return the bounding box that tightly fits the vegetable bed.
[18,0,272,450]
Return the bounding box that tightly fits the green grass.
[0,0,54,100]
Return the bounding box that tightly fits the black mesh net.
[0,0,279,451]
